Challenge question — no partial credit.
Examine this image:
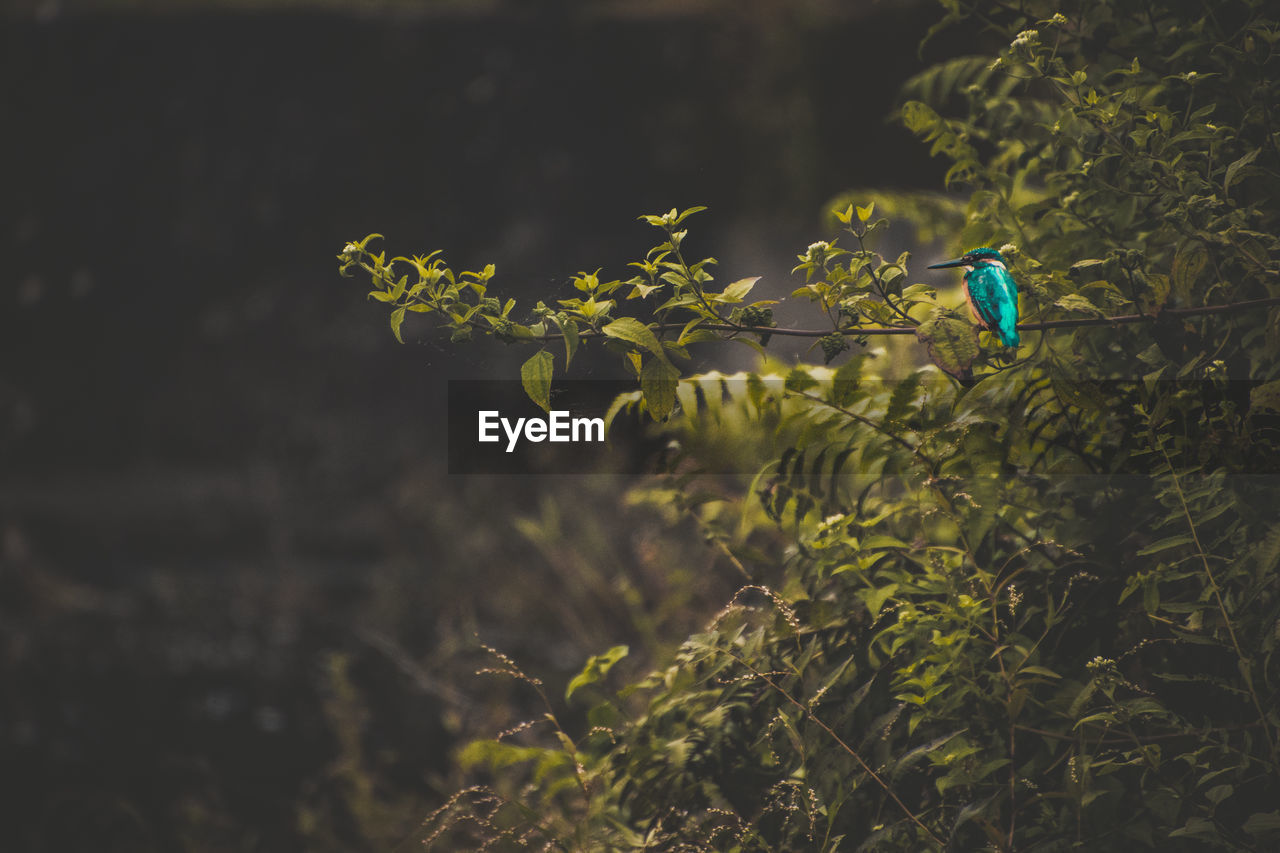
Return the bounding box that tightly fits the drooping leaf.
[389,306,407,343]
[553,315,580,367]
[521,350,555,412]
[640,357,680,420]
[1171,242,1208,304]
[916,314,978,377]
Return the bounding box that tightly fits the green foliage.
[340,0,1280,848]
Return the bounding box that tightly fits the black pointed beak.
[927,257,967,269]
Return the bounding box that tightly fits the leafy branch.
[340,203,1279,414]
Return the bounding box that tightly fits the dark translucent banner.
[446,378,1280,476]
[447,380,665,475]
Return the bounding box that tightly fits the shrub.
[341,0,1280,848]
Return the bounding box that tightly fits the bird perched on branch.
[928,247,1020,347]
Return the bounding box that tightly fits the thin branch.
[529,295,1280,341]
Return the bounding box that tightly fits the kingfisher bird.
[928,247,1020,347]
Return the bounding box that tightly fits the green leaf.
[1171,242,1208,303]
[861,534,908,550]
[720,276,760,303]
[521,350,555,412]
[1054,294,1104,316]
[1136,534,1195,556]
[859,583,899,618]
[1223,149,1259,195]
[640,357,680,420]
[1244,812,1280,838]
[1069,258,1108,279]
[891,730,964,778]
[831,357,863,407]
[785,367,819,393]
[603,317,668,362]
[900,100,938,134]
[552,316,579,367]
[1140,273,1170,313]
[565,645,629,702]
[672,205,707,225]
[389,306,407,343]
[916,314,978,378]
[1250,380,1280,414]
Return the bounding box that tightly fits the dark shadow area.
[0,4,964,849]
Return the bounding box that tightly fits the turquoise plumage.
[928,247,1020,347]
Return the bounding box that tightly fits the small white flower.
[999,243,1017,257]
[1049,13,1068,27]
[1012,29,1039,48]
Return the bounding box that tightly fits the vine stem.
[718,647,947,848]
[528,294,1280,341]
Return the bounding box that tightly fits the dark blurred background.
[1,1,960,848]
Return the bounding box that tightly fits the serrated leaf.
[640,357,680,420]
[521,350,554,412]
[1171,242,1208,303]
[603,317,668,361]
[1140,273,1170,313]
[1055,293,1104,316]
[916,315,979,378]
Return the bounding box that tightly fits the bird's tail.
[999,320,1020,348]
